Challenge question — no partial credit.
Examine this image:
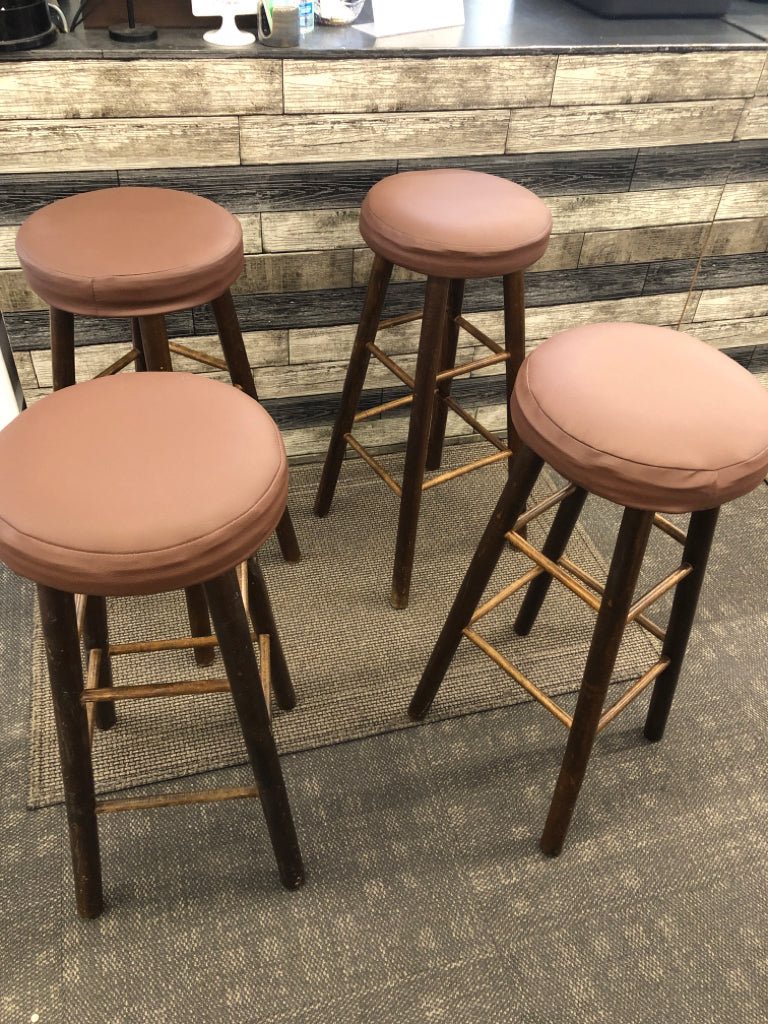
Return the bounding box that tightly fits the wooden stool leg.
[131,317,147,373]
[203,570,304,890]
[644,506,720,743]
[37,584,103,919]
[514,486,589,636]
[138,314,215,666]
[314,255,393,517]
[211,290,301,564]
[391,275,451,609]
[245,555,296,712]
[540,507,655,857]
[409,445,545,719]
[83,595,116,731]
[503,271,526,467]
[50,306,76,390]
[426,278,465,471]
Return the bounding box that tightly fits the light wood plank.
[706,217,768,257]
[261,210,362,252]
[736,96,768,140]
[0,60,282,119]
[694,284,768,322]
[546,186,722,233]
[0,119,240,174]
[758,57,768,97]
[716,182,768,221]
[0,270,46,313]
[283,56,557,113]
[237,214,263,255]
[551,52,765,106]
[353,249,423,287]
[241,111,510,165]
[689,315,768,350]
[0,226,18,269]
[235,250,354,294]
[506,101,744,154]
[579,223,709,267]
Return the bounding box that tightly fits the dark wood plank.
[0,171,120,224]
[4,310,193,351]
[644,251,768,295]
[631,141,738,191]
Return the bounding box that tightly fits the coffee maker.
[0,0,58,51]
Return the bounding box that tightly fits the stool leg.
[391,275,452,609]
[245,555,296,712]
[203,569,305,890]
[503,271,526,466]
[644,506,720,743]
[426,279,465,471]
[514,486,589,636]
[540,507,655,857]
[50,306,76,390]
[37,584,103,919]
[83,595,116,731]
[409,445,545,719]
[137,314,215,667]
[211,290,301,564]
[314,255,393,517]
[131,317,147,373]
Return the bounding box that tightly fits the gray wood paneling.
[0,171,119,224]
[694,284,768,322]
[716,182,768,220]
[235,250,354,294]
[736,96,768,140]
[546,186,722,233]
[0,60,282,119]
[261,210,362,252]
[579,224,709,268]
[506,101,744,154]
[283,56,557,113]
[240,111,510,165]
[706,217,768,257]
[551,52,764,106]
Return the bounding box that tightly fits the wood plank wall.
[1,48,767,457]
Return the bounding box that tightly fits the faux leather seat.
[0,373,287,596]
[511,322,768,512]
[410,321,768,858]
[316,168,553,608]
[16,187,244,317]
[359,169,552,279]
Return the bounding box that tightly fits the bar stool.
[313,169,553,608]
[0,372,305,917]
[409,322,768,855]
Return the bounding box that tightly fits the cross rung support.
[168,341,229,372]
[435,350,509,383]
[96,785,259,815]
[442,394,509,452]
[628,564,693,622]
[471,566,544,623]
[421,448,511,491]
[596,656,671,733]
[506,531,603,613]
[343,433,403,497]
[454,316,504,354]
[366,342,415,388]
[653,514,687,545]
[353,393,414,423]
[95,347,143,378]
[462,627,573,728]
[82,677,232,702]
[559,556,667,642]
[378,310,424,331]
[511,484,577,533]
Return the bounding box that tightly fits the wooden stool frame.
[408,444,720,856]
[314,255,527,608]
[39,555,304,919]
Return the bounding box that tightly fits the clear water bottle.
[299,0,314,34]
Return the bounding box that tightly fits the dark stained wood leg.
[131,317,147,373]
[246,555,296,712]
[644,506,720,743]
[503,271,526,468]
[426,278,465,471]
[408,445,545,718]
[314,255,394,517]
[83,595,116,731]
[540,507,654,857]
[203,570,304,890]
[513,486,589,636]
[210,289,301,564]
[50,306,76,390]
[137,314,213,664]
[37,584,103,919]
[391,276,451,609]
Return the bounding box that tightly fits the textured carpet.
[28,442,660,807]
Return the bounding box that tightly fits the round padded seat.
[0,373,288,596]
[511,322,768,513]
[359,169,553,279]
[15,187,244,318]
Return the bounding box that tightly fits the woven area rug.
[28,442,661,808]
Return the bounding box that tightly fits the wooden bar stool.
[0,372,305,917]
[409,322,768,855]
[313,169,552,608]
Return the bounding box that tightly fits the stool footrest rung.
[343,433,403,497]
[168,341,229,372]
[96,785,259,815]
[596,656,671,733]
[653,513,688,545]
[95,347,143,378]
[421,448,510,491]
[82,678,232,702]
[454,315,504,354]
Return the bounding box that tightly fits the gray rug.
[28,443,661,808]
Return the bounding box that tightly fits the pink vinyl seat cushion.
[510,322,768,512]
[0,372,288,596]
[359,169,553,279]
[15,187,244,318]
